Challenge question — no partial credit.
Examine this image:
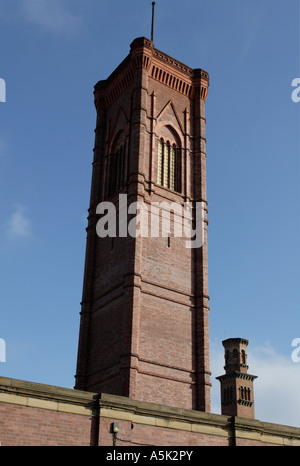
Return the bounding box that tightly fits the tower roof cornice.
[94,37,209,109]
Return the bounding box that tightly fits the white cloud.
[210,341,300,428]
[5,204,32,239]
[21,0,81,37]
[250,344,300,428]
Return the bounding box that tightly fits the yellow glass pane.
[163,144,169,188]
[157,141,163,185]
[170,146,175,191]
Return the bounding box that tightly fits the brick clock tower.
[75,36,211,412]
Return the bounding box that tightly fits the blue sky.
[0,0,299,427]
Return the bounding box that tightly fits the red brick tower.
[216,338,257,418]
[75,37,211,412]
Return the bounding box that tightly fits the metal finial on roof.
[151,2,156,42]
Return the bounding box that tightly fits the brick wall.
[0,404,91,446]
[98,417,230,447]
[0,377,98,446]
[0,378,300,446]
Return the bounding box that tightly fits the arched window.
[223,386,234,403]
[241,350,246,364]
[107,144,126,197]
[239,386,251,401]
[240,386,244,400]
[157,138,181,193]
[233,348,238,363]
[225,350,230,365]
[247,388,251,401]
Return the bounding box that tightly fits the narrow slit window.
[107,144,126,197]
[157,140,163,185]
[170,145,175,191]
[163,142,169,188]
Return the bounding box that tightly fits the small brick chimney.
[216,338,257,419]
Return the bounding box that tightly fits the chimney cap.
[222,337,249,347]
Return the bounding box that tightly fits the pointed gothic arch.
[156,125,182,193]
[107,129,127,197]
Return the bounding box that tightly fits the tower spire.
[151,2,156,42]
